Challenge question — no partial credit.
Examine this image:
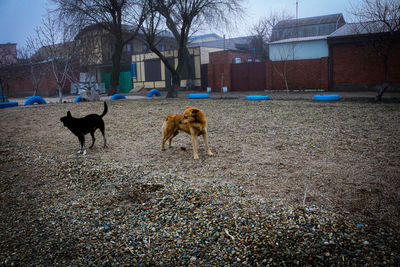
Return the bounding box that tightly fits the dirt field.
[1,98,399,231]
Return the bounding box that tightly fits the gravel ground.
[0,97,399,265]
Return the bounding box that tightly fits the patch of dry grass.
[1,98,399,230]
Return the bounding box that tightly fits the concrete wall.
[199,47,223,64]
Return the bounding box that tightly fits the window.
[180,55,195,80]
[144,59,161,81]
[125,44,132,52]
[142,44,148,53]
[233,56,241,64]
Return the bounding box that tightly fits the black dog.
[60,101,108,155]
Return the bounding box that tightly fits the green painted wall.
[101,72,132,93]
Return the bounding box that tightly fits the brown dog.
[162,106,213,159]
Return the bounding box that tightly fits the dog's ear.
[186,106,192,109]
[67,111,72,117]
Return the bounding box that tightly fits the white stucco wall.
[269,39,329,61]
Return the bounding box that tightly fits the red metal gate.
[231,62,266,91]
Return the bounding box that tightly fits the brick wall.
[207,63,231,91]
[208,50,255,91]
[209,50,254,64]
[2,62,70,97]
[331,40,400,89]
[266,58,329,90]
[207,38,400,92]
[5,74,70,97]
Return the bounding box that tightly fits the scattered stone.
[0,150,399,265]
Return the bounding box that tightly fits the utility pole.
[296,1,299,38]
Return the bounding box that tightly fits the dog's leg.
[103,135,107,148]
[161,122,169,151]
[191,133,199,159]
[78,134,86,155]
[168,131,179,148]
[89,132,96,149]
[162,131,174,150]
[162,135,169,151]
[203,131,213,156]
[99,123,107,148]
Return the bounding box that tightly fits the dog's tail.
[100,101,108,118]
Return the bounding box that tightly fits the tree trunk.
[184,48,194,90]
[284,76,289,92]
[167,49,185,98]
[376,83,388,102]
[375,55,389,102]
[57,85,63,103]
[109,83,119,96]
[108,43,122,96]
[167,73,180,98]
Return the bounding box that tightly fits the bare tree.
[270,41,296,91]
[53,0,146,95]
[30,62,51,97]
[251,10,293,59]
[141,0,243,98]
[33,14,78,103]
[350,0,400,101]
[19,42,51,96]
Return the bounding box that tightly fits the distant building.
[269,35,329,61]
[187,36,262,63]
[266,14,346,90]
[270,13,345,42]
[34,42,77,61]
[0,43,18,65]
[188,35,254,51]
[188,34,222,44]
[131,47,204,91]
[267,34,330,91]
[130,35,264,92]
[74,24,178,92]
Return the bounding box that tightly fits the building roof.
[75,23,175,39]
[188,33,222,42]
[329,21,394,38]
[275,13,344,29]
[270,13,345,42]
[269,19,398,45]
[187,36,254,50]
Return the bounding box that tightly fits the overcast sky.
[0,0,360,48]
